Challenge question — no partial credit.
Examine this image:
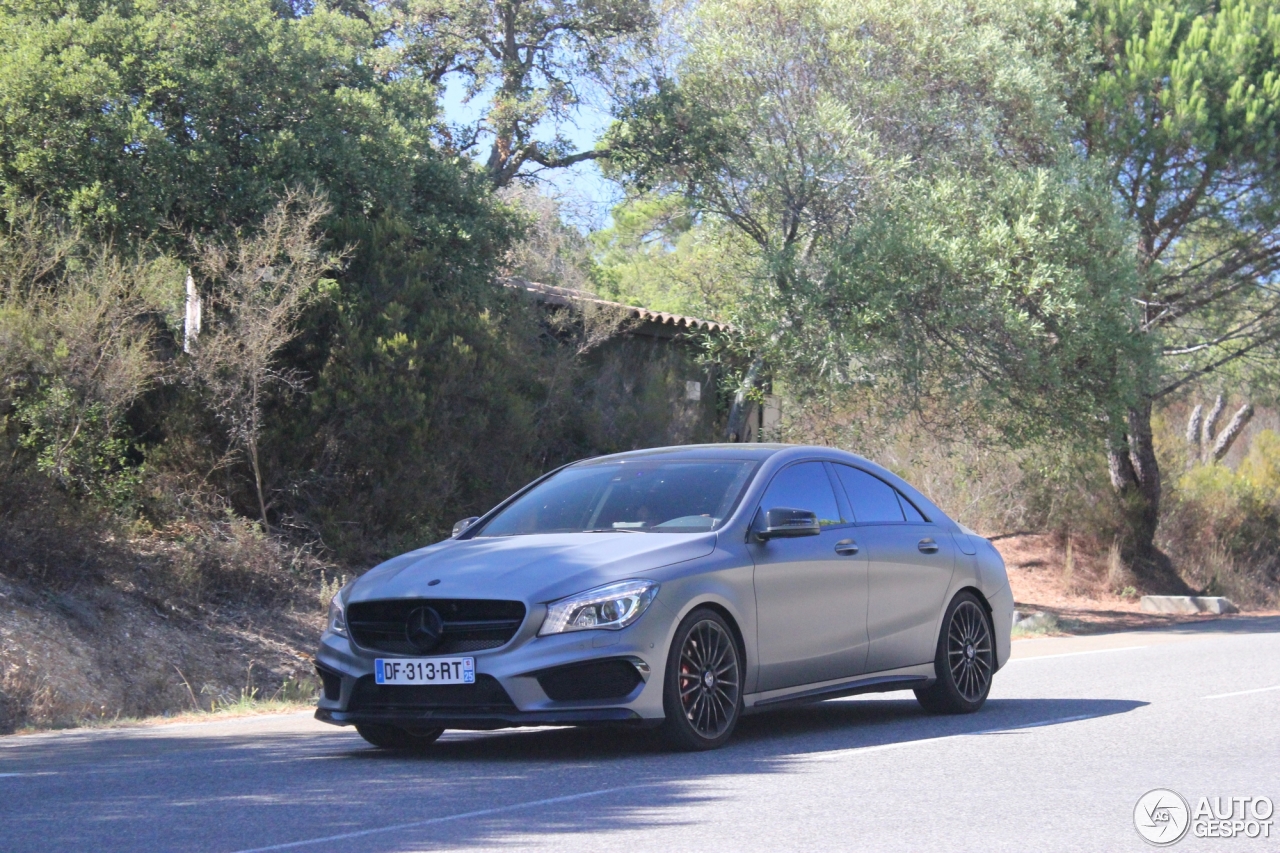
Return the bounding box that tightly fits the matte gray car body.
[314,444,1013,735]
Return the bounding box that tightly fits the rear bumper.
[989,582,1014,669]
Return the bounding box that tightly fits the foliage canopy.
[605,0,1146,443]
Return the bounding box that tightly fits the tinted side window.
[834,465,904,523]
[898,493,927,522]
[759,462,842,526]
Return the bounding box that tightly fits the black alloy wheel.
[355,723,444,751]
[659,608,743,750]
[915,591,995,714]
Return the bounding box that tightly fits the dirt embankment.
[993,533,1280,635]
[0,569,322,733]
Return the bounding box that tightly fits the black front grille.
[347,598,525,655]
[349,674,517,713]
[536,659,644,702]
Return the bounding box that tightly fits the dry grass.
[994,532,1279,637]
[7,698,317,736]
[996,531,1200,608]
[1172,538,1280,610]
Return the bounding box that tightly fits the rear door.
[749,461,870,692]
[831,464,955,673]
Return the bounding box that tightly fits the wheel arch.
[955,584,994,621]
[688,600,749,672]
[955,582,1012,671]
[666,591,752,674]
[929,584,994,656]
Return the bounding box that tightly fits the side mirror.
[452,517,480,537]
[757,507,821,540]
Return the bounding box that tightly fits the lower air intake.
[536,659,644,702]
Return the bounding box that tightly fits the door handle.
[834,539,859,555]
[918,538,939,554]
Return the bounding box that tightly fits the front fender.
[646,549,757,692]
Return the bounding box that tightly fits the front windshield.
[474,460,759,536]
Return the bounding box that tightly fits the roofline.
[568,444,789,465]
[560,444,956,526]
[503,278,734,336]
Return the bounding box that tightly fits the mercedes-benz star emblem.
[406,606,445,653]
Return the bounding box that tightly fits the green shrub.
[1238,429,1280,500]
[1160,445,1280,608]
[15,379,141,509]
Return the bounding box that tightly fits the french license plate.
[375,657,475,685]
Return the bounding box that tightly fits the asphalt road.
[3,617,1279,853]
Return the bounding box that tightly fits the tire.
[355,723,444,751]
[915,591,995,715]
[658,608,743,751]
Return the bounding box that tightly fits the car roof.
[569,444,791,464]
[569,443,956,529]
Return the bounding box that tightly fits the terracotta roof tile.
[503,278,733,334]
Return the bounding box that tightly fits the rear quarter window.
[833,464,922,523]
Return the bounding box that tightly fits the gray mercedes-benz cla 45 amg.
[315,444,1014,750]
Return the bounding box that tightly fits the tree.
[188,193,340,532]
[395,0,653,186]
[0,0,543,555]
[1074,0,1280,560]
[590,192,739,316]
[0,203,180,506]
[498,184,596,290]
[605,0,1143,444]
[0,0,439,242]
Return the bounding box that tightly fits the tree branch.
[525,147,610,169]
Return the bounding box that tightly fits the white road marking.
[1009,645,1148,662]
[0,773,22,778]
[224,783,661,853]
[1203,684,1280,700]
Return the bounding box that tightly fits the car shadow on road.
[353,694,1147,764]
[0,696,1148,853]
[295,695,1147,851]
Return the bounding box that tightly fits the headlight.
[539,579,659,636]
[327,593,348,636]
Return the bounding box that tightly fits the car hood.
[348,532,717,604]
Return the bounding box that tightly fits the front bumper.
[315,705,646,730]
[314,600,675,731]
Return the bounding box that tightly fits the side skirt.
[743,665,935,713]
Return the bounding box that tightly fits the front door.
[750,461,870,692]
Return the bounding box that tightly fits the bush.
[1158,432,1280,608]
[15,380,141,509]
[769,393,1123,540]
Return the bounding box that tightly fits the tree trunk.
[1211,404,1254,462]
[1184,403,1203,467]
[726,357,763,442]
[1200,395,1225,463]
[248,436,270,535]
[1107,402,1161,562]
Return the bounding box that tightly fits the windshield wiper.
[583,527,645,533]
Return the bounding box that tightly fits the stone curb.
[1011,610,1056,631]
[1139,595,1238,615]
